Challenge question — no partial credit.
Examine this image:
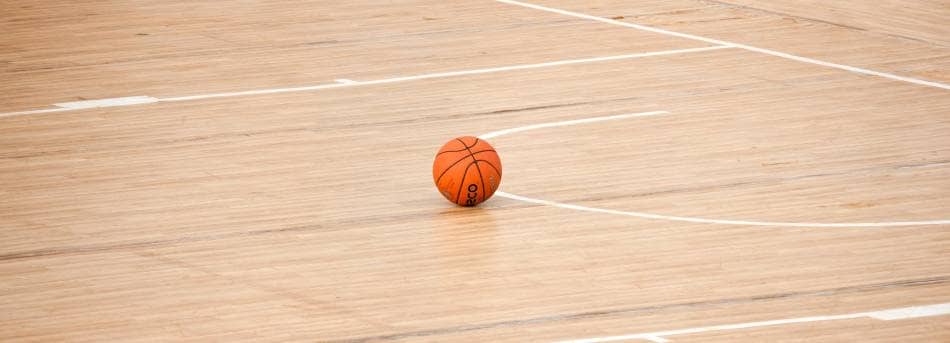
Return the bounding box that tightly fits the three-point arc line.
[479,111,950,228]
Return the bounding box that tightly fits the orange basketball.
[432,136,502,206]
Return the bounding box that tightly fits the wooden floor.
[2,1,949,341]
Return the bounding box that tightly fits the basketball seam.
[454,161,478,204]
[434,149,497,185]
[475,160,501,176]
[435,147,470,156]
[456,138,487,205]
[436,137,478,155]
[474,159,501,192]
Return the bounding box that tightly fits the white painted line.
[158,83,347,102]
[495,0,733,46]
[159,46,726,103]
[496,191,950,227]
[555,302,950,343]
[638,313,867,339]
[0,46,729,118]
[478,110,669,139]
[54,96,159,109]
[485,112,950,227]
[557,313,867,343]
[494,0,950,90]
[867,303,950,320]
[354,46,732,87]
[642,335,668,343]
[735,45,950,90]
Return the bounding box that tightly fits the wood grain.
[1,0,949,341]
[705,0,950,46]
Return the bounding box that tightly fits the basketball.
[432,136,502,206]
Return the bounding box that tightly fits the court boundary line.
[481,112,950,227]
[494,0,950,91]
[0,45,730,119]
[555,302,950,342]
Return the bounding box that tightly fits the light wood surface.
[2,1,949,342]
[706,0,950,46]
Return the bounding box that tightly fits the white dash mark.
[54,96,159,109]
[494,0,950,90]
[554,303,950,343]
[335,79,359,85]
[866,303,950,320]
[478,111,669,139]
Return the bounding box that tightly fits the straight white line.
[496,0,733,46]
[556,302,950,343]
[642,314,868,339]
[54,96,159,109]
[0,46,729,118]
[158,83,347,102]
[161,46,727,102]
[478,110,669,139]
[867,303,950,320]
[641,335,668,343]
[734,45,950,90]
[558,313,866,343]
[494,0,950,90]
[352,46,731,87]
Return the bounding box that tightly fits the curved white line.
[496,191,950,228]
[479,111,669,139]
[480,112,950,227]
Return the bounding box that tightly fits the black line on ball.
[436,138,479,156]
[435,149,497,185]
[436,147,469,156]
[457,138,487,204]
[454,161,478,204]
[474,159,501,177]
[474,160,501,193]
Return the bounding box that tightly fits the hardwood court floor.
[2,1,949,342]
